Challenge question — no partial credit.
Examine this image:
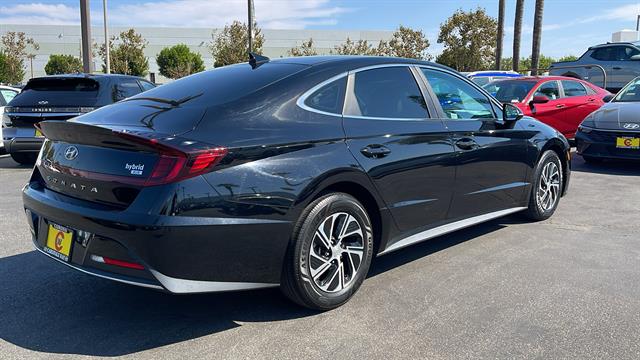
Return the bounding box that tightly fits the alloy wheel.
[309,212,365,293]
[537,161,560,211]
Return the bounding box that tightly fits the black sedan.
[23,55,570,310]
[576,76,640,163]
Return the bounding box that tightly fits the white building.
[612,29,639,43]
[0,24,394,83]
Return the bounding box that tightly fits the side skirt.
[378,207,527,256]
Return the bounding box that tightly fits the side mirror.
[602,94,614,102]
[631,54,640,61]
[503,103,524,122]
[530,95,550,104]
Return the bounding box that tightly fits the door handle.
[360,144,391,158]
[555,104,565,108]
[613,66,622,70]
[455,137,478,151]
[588,98,596,102]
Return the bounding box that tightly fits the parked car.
[549,42,640,93]
[0,85,21,155]
[24,56,570,310]
[576,76,640,163]
[2,74,155,164]
[467,70,523,86]
[483,76,611,140]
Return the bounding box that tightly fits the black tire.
[281,193,373,310]
[524,150,563,221]
[582,155,603,164]
[10,152,37,165]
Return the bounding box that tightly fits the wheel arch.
[539,138,570,196]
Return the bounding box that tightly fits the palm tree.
[495,0,505,70]
[513,0,525,72]
[530,0,545,75]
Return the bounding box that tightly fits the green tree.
[0,31,39,84]
[557,55,578,62]
[500,55,556,73]
[378,25,431,60]
[209,20,265,67]
[44,54,83,75]
[288,38,318,57]
[156,44,205,79]
[332,38,379,55]
[0,52,10,83]
[436,7,498,72]
[98,29,149,76]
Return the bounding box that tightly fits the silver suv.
[549,42,640,93]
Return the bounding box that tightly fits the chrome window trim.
[295,72,348,118]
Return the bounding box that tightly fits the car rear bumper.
[3,127,44,153]
[576,129,640,160]
[23,182,292,293]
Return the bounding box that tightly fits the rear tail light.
[72,131,227,187]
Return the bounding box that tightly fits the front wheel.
[524,150,563,221]
[281,193,373,310]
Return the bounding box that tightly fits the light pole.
[247,0,254,54]
[103,0,110,73]
[79,0,93,73]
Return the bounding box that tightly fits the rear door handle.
[455,138,478,151]
[360,144,391,158]
[588,98,596,102]
[556,104,565,108]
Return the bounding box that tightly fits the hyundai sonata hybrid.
[23,55,570,310]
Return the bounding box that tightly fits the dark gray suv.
[550,42,640,93]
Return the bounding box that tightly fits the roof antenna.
[249,52,269,69]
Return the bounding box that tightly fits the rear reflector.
[91,254,145,270]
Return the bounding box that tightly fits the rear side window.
[1,89,18,105]
[304,77,346,115]
[534,81,560,100]
[422,69,494,120]
[112,79,143,101]
[591,47,616,61]
[345,67,428,119]
[561,80,588,97]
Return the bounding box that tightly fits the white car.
[0,85,21,154]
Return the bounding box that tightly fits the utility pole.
[103,0,110,73]
[247,0,254,54]
[80,0,93,73]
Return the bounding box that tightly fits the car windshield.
[483,80,537,103]
[613,77,640,102]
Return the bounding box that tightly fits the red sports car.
[483,76,611,139]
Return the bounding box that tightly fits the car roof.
[270,55,454,71]
[497,75,584,82]
[467,70,521,77]
[27,73,147,82]
[589,41,640,49]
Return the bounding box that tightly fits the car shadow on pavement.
[571,156,640,176]
[0,216,515,356]
[0,156,30,169]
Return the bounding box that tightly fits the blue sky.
[2,0,640,58]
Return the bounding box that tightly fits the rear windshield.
[74,62,308,134]
[11,77,100,107]
[483,80,537,103]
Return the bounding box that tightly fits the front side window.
[422,69,494,119]
[345,67,428,119]
[139,80,155,92]
[618,46,640,61]
[304,77,346,114]
[561,80,587,97]
[534,81,560,100]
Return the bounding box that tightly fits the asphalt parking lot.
[1,153,639,359]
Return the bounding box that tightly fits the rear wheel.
[281,193,373,310]
[10,153,37,165]
[524,150,563,221]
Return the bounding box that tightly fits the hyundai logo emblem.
[64,146,79,161]
[623,123,640,130]
[38,100,49,105]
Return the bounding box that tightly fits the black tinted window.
[561,80,587,97]
[304,77,346,114]
[619,46,640,60]
[10,78,100,107]
[345,67,427,119]
[113,79,142,101]
[591,47,616,61]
